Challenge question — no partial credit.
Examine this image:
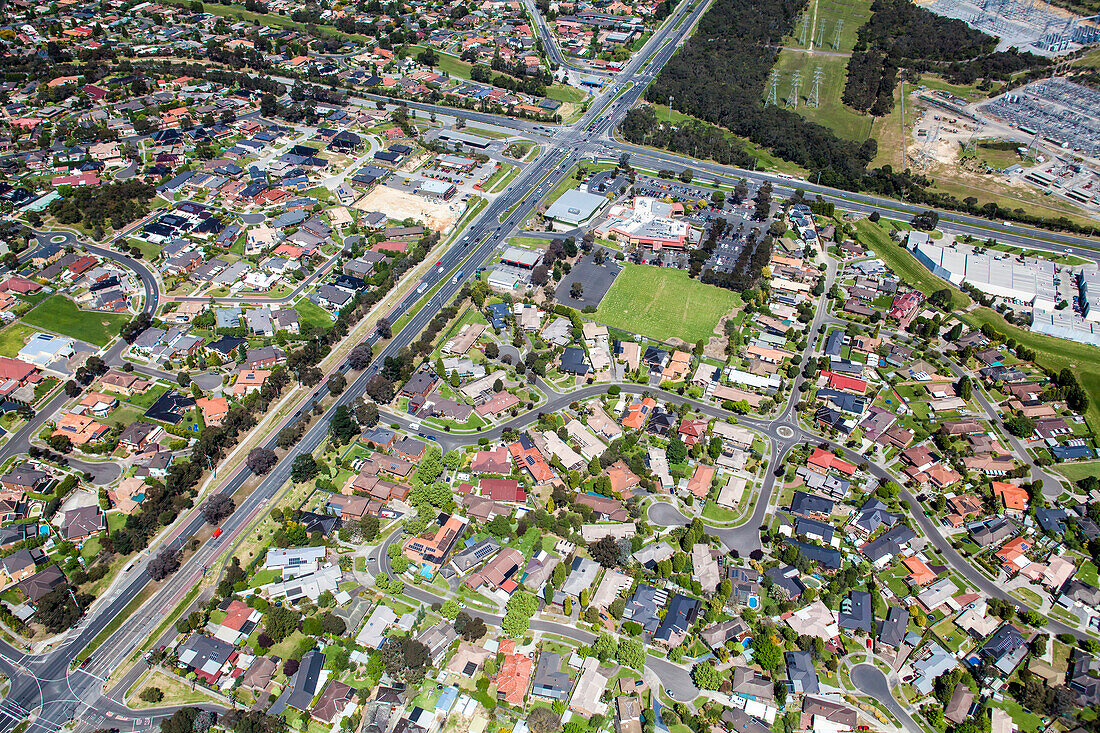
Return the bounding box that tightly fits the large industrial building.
[1079,270,1100,321]
[908,231,1057,310]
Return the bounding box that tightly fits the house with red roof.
[622,397,655,430]
[471,446,511,474]
[480,478,527,503]
[679,419,707,447]
[807,448,857,476]
[0,357,40,397]
[0,277,41,294]
[494,640,533,706]
[824,371,867,394]
[685,465,715,499]
[995,536,1032,574]
[992,481,1029,515]
[508,435,554,483]
[214,599,262,644]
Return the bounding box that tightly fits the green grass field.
[23,296,131,347]
[645,104,810,177]
[293,299,334,332]
[0,323,37,358]
[770,52,874,141]
[594,265,742,343]
[1053,461,1100,484]
[783,0,873,53]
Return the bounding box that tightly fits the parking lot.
[553,254,623,309]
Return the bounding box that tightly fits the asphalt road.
[850,664,920,733]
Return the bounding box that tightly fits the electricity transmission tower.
[798,15,810,46]
[1026,125,1043,160]
[807,67,823,108]
[962,117,984,156]
[765,70,780,106]
[832,19,843,49]
[787,70,802,109]
[815,20,825,47]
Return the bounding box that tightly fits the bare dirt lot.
[352,186,464,231]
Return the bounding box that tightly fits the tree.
[502,591,538,637]
[1004,414,1036,438]
[247,448,278,475]
[330,405,358,445]
[291,454,319,483]
[615,638,645,669]
[327,373,347,395]
[140,687,164,703]
[348,343,373,370]
[691,661,722,690]
[666,435,687,463]
[202,495,234,524]
[357,401,380,427]
[459,615,486,641]
[35,584,90,633]
[956,375,973,401]
[376,317,392,339]
[752,634,782,671]
[148,549,180,581]
[46,434,72,454]
[486,515,513,538]
[264,606,301,642]
[365,375,395,403]
[160,708,198,733]
[528,708,561,733]
[570,281,583,300]
[589,535,621,567]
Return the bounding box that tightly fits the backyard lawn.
[294,299,335,332]
[23,295,131,347]
[594,264,741,343]
[0,322,36,358]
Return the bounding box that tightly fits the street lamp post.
[668,96,673,125]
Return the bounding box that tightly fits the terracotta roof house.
[470,446,511,473]
[480,478,527,503]
[993,482,1029,514]
[196,397,230,427]
[54,413,109,445]
[604,460,641,495]
[495,639,533,706]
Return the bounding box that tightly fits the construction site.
[917,0,1100,55]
